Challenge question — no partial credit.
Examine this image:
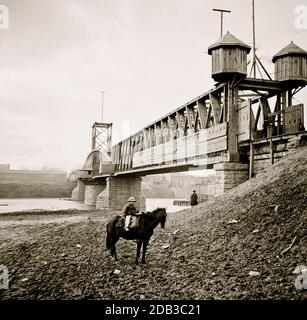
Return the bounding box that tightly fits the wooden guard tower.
[273,41,307,85]
[208,31,251,82]
[267,42,307,138]
[206,33,307,163]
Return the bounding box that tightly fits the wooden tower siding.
[208,32,251,83]
[212,47,247,77]
[273,41,307,85]
[275,56,307,82]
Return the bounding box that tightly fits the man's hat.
[128,196,136,202]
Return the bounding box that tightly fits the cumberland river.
[0,198,191,214]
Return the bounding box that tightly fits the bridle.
[142,209,166,229]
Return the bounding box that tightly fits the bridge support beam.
[71,180,86,201]
[214,162,249,196]
[96,176,145,211]
[227,85,240,162]
[84,182,106,207]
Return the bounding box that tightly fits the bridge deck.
[94,163,197,178]
[83,76,305,178]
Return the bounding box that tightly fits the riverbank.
[0,198,190,214]
[0,147,306,300]
[0,182,76,199]
[0,198,87,214]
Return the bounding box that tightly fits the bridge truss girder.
[110,78,305,174]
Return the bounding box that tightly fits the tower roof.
[208,31,251,55]
[272,41,307,62]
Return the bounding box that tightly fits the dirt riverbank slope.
[0,147,306,299]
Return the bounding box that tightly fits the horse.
[106,208,167,264]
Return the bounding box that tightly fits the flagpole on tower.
[213,8,231,38]
[252,0,256,78]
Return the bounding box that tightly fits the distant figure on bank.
[298,120,305,132]
[122,196,138,231]
[190,190,198,206]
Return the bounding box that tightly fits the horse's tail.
[105,216,119,250]
[106,227,112,250]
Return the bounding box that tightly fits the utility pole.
[213,8,231,38]
[248,0,271,80]
[252,0,256,78]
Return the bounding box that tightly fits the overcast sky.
[0,0,306,172]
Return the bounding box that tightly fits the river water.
[0,198,191,214]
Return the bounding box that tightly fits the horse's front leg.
[111,237,119,261]
[112,244,118,261]
[141,239,149,264]
[135,240,142,264]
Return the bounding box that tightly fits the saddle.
[115,214,141,230]
[127,215,139,229]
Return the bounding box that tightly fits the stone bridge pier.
[84,182,106,207]
[72,180,106,207]
[71,180,86,201]
[96,176,145,211]
[72,175,145,211]
[72,163,250,211]
[213,163,249,196]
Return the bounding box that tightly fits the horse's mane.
[144,207,166,218]
[151,207,166,214]
[142,207,166,226]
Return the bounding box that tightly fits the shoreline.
[0,208,94,218]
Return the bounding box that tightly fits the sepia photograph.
[0,0,306,309]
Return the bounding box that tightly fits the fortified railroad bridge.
[72,32,307,211]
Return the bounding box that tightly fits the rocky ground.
[0,147,306,300]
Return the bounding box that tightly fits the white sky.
[0,0,306,172]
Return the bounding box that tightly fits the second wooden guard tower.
[273,41,307,86]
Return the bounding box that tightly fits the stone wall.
[250,137,307,176]
[96,183,110,209]
[96,176,145,211]
[84,183,106,207]
[253,154,286,174]
[71,181,86,201]
[213,163,249,196]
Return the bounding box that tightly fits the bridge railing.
[108,122,229,173]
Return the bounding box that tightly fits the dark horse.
[106,208,167,264]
